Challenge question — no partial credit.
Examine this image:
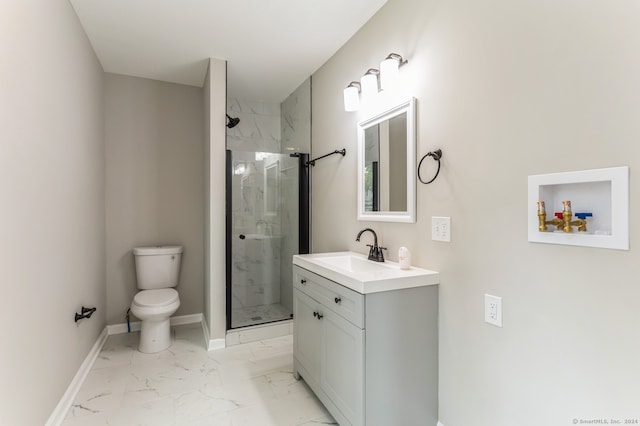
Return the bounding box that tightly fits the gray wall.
[0,0,105,424]
[105,73,204,324]
[204,64,212,338]
[311,0,640,425]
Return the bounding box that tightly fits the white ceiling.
[69,0,388,102]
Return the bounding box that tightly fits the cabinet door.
[293,288,323,384]
[322,309,364,426]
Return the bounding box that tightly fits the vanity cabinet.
[293,262,439,426]
[293,268,364,425]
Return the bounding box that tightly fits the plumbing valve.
[537,201,591,233]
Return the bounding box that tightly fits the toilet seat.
[133,289,179,307]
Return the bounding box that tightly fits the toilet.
[130,245,183,353]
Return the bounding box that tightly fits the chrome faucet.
[356,228,386,262]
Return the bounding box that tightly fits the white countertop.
[293,251,439,294]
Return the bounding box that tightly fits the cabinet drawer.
[294,266,364,329]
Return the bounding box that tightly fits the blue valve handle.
[575,212,593,219]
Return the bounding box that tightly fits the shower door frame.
[225,150,310,331]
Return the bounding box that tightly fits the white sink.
[293,251,439,294]
[316,254,394,273]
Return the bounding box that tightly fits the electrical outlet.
[432,216,451,242]
[484,294,502,327]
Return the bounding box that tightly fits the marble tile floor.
[62,323,336,426]
[231,303,293,329]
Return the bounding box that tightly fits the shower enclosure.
[224,78,311,330]
[226,150,309,329]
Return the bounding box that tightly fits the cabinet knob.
[316,313,324,320]
[334,297,341,304]
[300,279,307,284]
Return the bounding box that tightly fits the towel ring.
[417,149,442,185]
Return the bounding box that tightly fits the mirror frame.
[357,97,416,223]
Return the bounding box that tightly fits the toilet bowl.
[130,288,180,353]
[131,245,183,353]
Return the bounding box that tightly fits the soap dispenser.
[398,247,411,270]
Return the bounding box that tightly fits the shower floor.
[231,303,293,329]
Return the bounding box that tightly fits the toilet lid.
[134,289,179,307]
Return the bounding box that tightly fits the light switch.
[431,217,451,242]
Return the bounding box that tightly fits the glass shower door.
[227,150,301,329]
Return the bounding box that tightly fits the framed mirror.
[357,97,416,223]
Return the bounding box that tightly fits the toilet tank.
[133,246,183,289]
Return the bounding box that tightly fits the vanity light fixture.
[343,53,408,112]
[380,53,408,90]
[360,68,380,100]
[343,81,361,112]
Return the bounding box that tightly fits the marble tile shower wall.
[279,79,311,313]
[227,98,281,153]
[277,155,299,313]
[227,85,310,316]
[280,79,311,155]
[228,99,282,311]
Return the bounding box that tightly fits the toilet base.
[138,318,172,353]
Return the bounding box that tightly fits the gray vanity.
[292,251,439,426]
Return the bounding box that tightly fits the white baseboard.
[201,315,210,344]
[47,314,204,425]
[200,316,226,350]
[207,338,227,351]
[45,327,108,426]
[170,313,203,326]
[106,313,203,335]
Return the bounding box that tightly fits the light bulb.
[361,72,379,100]
[343,85,360,112]
[380,57,400,90]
